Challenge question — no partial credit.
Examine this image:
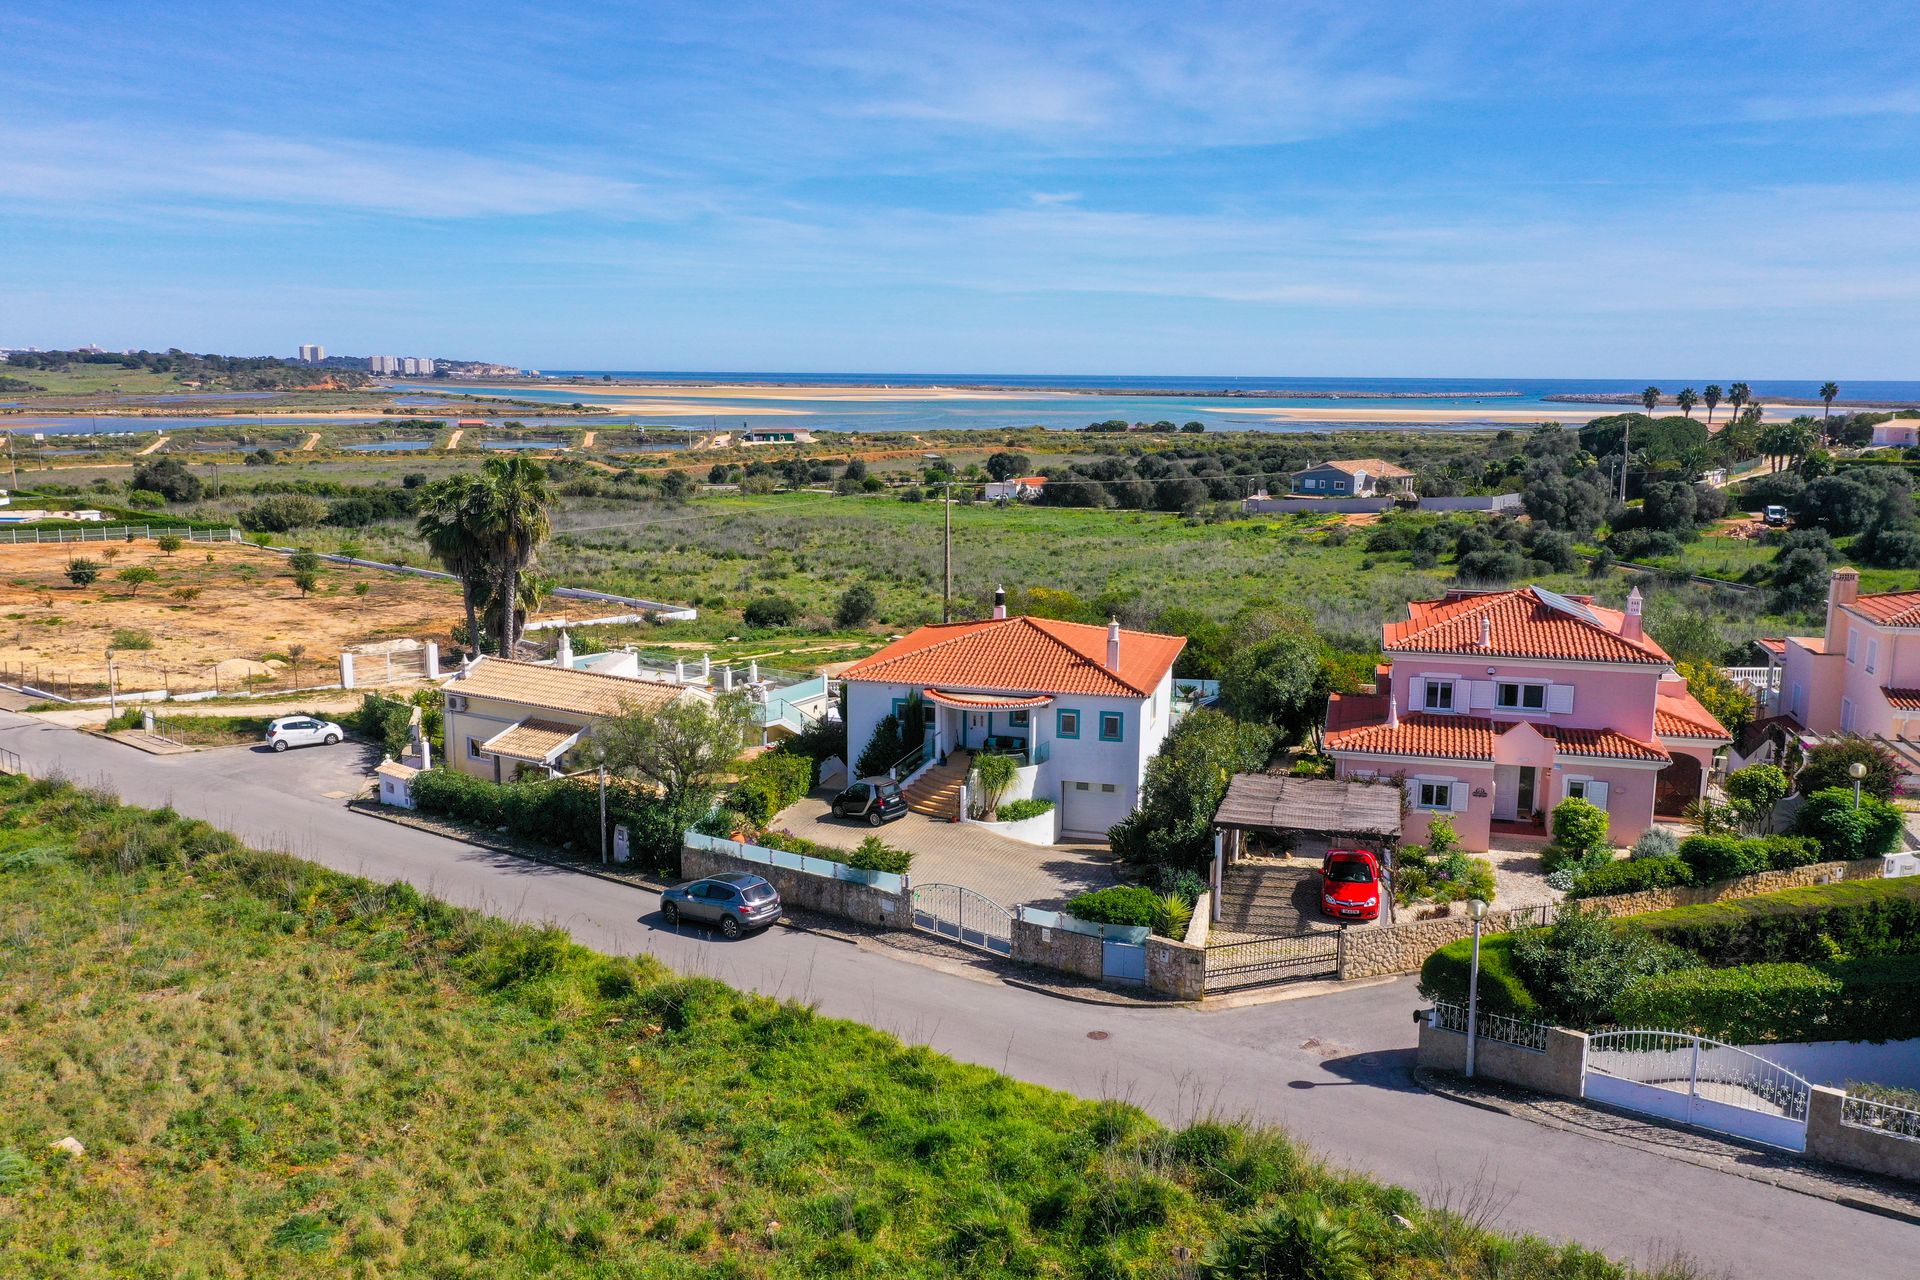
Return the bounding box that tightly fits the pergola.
[1211,774,1405,923]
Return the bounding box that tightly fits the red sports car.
[1320,849,1382,921]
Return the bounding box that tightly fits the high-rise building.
[401,356,435,376]
[297,343,325,363]
[369,355,400,375]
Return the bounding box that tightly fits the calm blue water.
[479,440,564,450]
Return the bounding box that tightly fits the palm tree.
[476,455,553,657]
[1703,384,1722,424]
[1640,385,1661,414]
[1820,381,1839,418]
[1728,382,1751,421]
[1676,387,1699,418]
[416,473,492,659]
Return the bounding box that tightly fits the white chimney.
[1387,692,1399,729]
[993,584,1007,620]
[1106,618,1121,671]
[1622,586,1644,642]
[557,629,573,668]
[1478,614,1492,649]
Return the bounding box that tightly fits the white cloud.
[1742,87,1920,122]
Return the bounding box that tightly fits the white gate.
[1584,1030,1811,1151]
[911,883,1012,956]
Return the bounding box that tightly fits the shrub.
[1543,798,1610,870]
[993,797,1054,823]
[1566,856,1693,900]
[742,595,799,628]
[351,691,414,757]
[1511,904,1699,1026]
[1629,876,1920,965]
[1065,886,1164,929]
[241,494,327,532]
[1417,934,1539,1017]
[411,769,676,864]
[66,557,101,587]
[845,835,911,875]
[1614,954,1920,1043]
[1200,1202,1365,1280]
[1724,763,1790,829]
[725,751,813,829]
[835,583,877,628]
[1795,736,1901,800]
[154,534,183,555]
[1629,827,1679,860]
[1792,787,1905,860]
[1676,834,1768,882]
[109,627,155,650]
[1757,834,1823,870]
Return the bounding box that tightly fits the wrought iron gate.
[1203,929,1339,993]
[911,883,1013,956]
[1584,1029,1811,1151]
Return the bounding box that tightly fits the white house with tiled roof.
[1764,568,1920,756]
[1290,458,1415,498]
[1324,585,1729,850]
[839,589,1186,837]
[441,656,708,783]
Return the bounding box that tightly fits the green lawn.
[0,775,1689,1278]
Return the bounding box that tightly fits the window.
[1496,683,1547,711]
[923,703,937,727]
[1057,709,1080,738]
[1847,632,1860,664]
[1099,711,1124,742]
[1566,779,1588,800]
[1333,480,1347,491]
[1008,709,1030,728]
[1565,777,1610,808]
[1416,781,1452,810]
[1841,698,1856,732]
[1424,681,1455,711]
[467,737,483,759]
[1867,638,1879,673]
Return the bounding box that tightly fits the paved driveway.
[771,791,1119,909]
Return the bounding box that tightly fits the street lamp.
[1464,896,1490,1079]
[1849,761,1867,809]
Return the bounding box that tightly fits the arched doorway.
[1656,753,1704,817]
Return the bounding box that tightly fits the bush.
[993,797,1054,823]
[1065,886,1164,929]
[845,835,912,875]
[725,751,813,829]
[1417,934,1539,1017]
[410,769,676,864]
[1614,954,1920,1043]
[66,557,101,587]
[1724,763,1789,828]
[241,494,327,532]
[835,583,877,628]
[1511,904,1699,1026]
[1757,834,1823,870]
[1792,787,1905,860]
[351,691,414,757]
[1676,834,1768,882]
[1795,736,1901,800]
[1543,798,1611,870]
[1566,856,1693,900]
[743,595,800,628]
[1628,827,1678,860]
[1629,875,1920,965]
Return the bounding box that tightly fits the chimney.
[1827,567,1860,642]
[1106,617,1121,671]
[556,628,574,668]
[1387,692,1399,729]
[1622,587,1644,642]
[992,584,1007,620]
[1478,614,1492,649]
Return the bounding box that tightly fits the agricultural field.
[0,775,1691,1279]
[0,541,470,692]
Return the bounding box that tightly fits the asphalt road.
[9,710,1906,1279]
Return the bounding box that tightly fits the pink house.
[1324,586,1730,851]
[1768,569,1920,756]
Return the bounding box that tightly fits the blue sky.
[2,1,1917,376]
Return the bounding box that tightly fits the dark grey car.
[659,873,782,938]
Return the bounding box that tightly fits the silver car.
[264,716,344,751]
[659,874,782,938]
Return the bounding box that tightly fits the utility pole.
[942,480,953,622]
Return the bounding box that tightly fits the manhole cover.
[1086,1030,1110,1041]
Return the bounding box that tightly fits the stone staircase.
[903,749,970,820]
[1215,856,1328,936]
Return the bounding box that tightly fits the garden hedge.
[1566,856,1694,899]
[410,769,681,864]
[725,750,813,828]
[1613,954,1920,1043]
[1629,876,1920,965]
[1674,834,1822,884]
[1416,934,1539,1017]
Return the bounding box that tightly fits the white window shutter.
[1546,683,1574,714]
[1409,676,1426,707]
[1469,680,1496,710]
[1451,782,1469,811]
[1586,780,1610,809]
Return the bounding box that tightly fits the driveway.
[771,791,1119,909]
[0,713,1912,1279]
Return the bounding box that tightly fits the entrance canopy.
[1213,773,1402,843]
[922,688,1054,710]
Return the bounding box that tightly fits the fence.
[0,747,23,776]
[1429,999,1551,1052]
[1843,1094,1920,1144]
[1203,929,1339,992]
[682,830,906,894]
[1585,1028,1812,1150]
[0,524,241,544]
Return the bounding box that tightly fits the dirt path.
[35,690,374,730]
[579,430,596,449]
[443,429,464,450]
[135,436,169,455]
[299,432,321,451]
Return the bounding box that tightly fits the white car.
[264,716,344,751]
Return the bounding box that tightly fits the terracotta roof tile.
[1385,586,1669,664]
[450,657,690,718]
[1299,458,1413,479]
[1540,724,1670,762]
[840,616,1184,698]
[1326,712,1671,762]
[1654,685,1732,740]
[923,689,1055,709]
[1883,688,1920,710]
[482,718,583,762]
[1849,591,1920,627]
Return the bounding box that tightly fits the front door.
[965,711,988,748]
[1494,766,1539,822]
[1515,766,1537,819]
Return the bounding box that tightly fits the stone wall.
[1011,913,1103,979]
[1145,935,1205,1000]
[1416,1019,1588,1098]
[1806,1086,1920,1183]
[682,843,911,930]
[1572,857,1880,918]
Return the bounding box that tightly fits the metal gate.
[911,883,1012,956]
[1584,1030,1811,1151]
[1102,939,1146,984]
[1203,929,1339,993]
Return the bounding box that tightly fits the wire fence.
[0,524,242,545]
[0,658,339,702]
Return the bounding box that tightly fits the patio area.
[769,791,1120,909]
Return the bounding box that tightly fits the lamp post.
[1464,896,1490,1079]
[1849,760,1867,810]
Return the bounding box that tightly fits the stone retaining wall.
[1806,1086,1920,1183]
[1010,913,1103,979]
[682,843,911,930]
[1416,1020,1588,1098]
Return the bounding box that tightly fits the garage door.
[1061,780,1130,837]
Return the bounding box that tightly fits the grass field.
[0,775,1696,1278]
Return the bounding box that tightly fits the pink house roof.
[1849,591,1920,627]
[1654,684,1732,741]
[840,616,1185,698]
[1384,586,1670,664]
[1325,712,1669,763]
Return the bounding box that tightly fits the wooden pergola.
[1211,774,1405,923]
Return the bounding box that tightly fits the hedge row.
[1566,856,1694,899]
[409,768,681,864]
[725,750,813,828]
[1417,934,1540,1018]
[1613,954,1920,1043]
[1566,835,1824,899]
[1629,876,1920,965]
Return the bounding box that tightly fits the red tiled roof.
[1298,457,1413,479]
[1385,587,1670,664]
[840,616,1184,698]
[1883,688,1920,710]
[923,689,1054,709]
[1849,591,1920,627]
[1325,712,1671,763]
[1655,684,1732,741]
[1756,636,1787,656]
